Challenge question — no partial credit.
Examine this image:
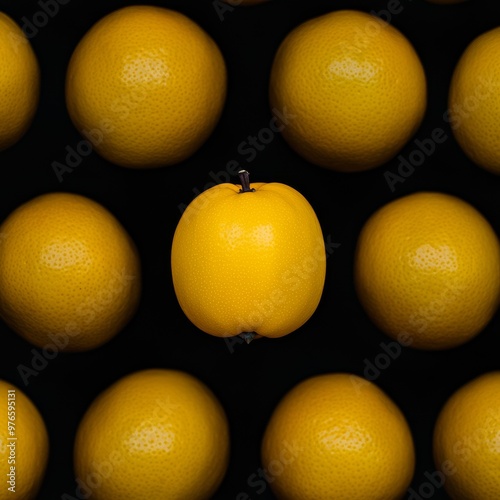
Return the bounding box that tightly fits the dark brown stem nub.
[239,332,258,344]
[238,170,255,193]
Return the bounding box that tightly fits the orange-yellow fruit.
[434,371,500,499]
[0,193,141,351]
[449,27,500,174]
[74,369,229,500]
[0,380,49,500]
[66,5,226,168]
[355,192,500,350]
[0,12,40,151]
[262,373,415,500]
[270,10,426,172]
[171,171,326,339]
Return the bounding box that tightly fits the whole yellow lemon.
[0,380,49,500]
[269,10,426,172]
[74,369,229,500]
[261,373,415,499]
[0,193,141,351]
[171,171,326,340]
[66,5,226,168]
[434,372,500,499]
[449,27,500,174]
[355,192,500,349]
[0,12,40,151]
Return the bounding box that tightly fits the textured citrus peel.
[237,170,259,343]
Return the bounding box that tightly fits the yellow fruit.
[434,371,500,499]
[269,10,426,172]
[0,193,141,351]
[355,192,500,350]
[0,380,49,500]
[66,5,226,168]
[0,12,40,151]
[74,369,229,500]
[261,373,415,500]
[171,170,326,340]
[449,27,500,174]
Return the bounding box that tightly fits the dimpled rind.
[270,10,426,172]
[261,373,415,500]
[74,369,230,500]
[434,372,500,499]
[171,181,326,338]
[66,6,227,168]
[355,192,500,350]
[0,12,40,151]
[0,193,141,351]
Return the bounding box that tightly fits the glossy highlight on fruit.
[171,171,326,340]
[74,369,230,500]
[261,373,415,499]
[0,193,141,351]
[355,192,500,349]
[66,5,226,168]
[270,10,426,172]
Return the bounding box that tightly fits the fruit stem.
[239,332,258,344]
[238,170,255,193]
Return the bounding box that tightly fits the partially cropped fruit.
[0,12,40,151]
[171,170,326,341]
[0,380,49,500]
[74,369,229,500]
[449,26,500,174]
[261,373,415,499]
[434,372,500,499]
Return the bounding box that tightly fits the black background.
[0,0,499,498]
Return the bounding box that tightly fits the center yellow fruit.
[171,171,326,340]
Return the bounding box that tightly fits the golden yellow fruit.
[0,12,40,151]
[269,10,426,172]
[355,192,500,350]
[262,373,415,500]
[66,5,226,168]
[171,171,326,340]
[449,27,500,174]
[0,193,141,351]
[0,380,49,500]
[434,372,500,499]
[74,369,229,500]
